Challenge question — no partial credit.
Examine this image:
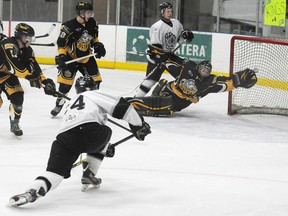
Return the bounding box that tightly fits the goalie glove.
[129,119,151,141]
[232,68,257,89]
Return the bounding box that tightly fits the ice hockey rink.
[0,66,288,216]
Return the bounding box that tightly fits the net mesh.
[230,36,288,116]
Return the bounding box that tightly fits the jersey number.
[71,95,85,110]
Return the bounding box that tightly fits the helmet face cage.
[76,2,93,16]
[75,76,97,94]
[14,23,35,40]
[197,61,212,78]
[159,2,173,14]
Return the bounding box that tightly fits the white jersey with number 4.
[58,90,142,134]
[149,18,183,52]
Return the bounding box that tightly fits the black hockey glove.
[129,121,151,141]
[55,54,67,71]
[106,144,115,158]
[232,68,257,89]
[25,73,42,88]
[181,29,194,42]
[42,78,57,96]
[94,42,106,59]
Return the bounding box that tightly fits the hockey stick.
[108,119,132,133]
[35,24,56,39]
[42,53,99,72]
[72,134,135,168]
[31,42,55,46]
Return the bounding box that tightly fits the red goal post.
[228,36,288,116]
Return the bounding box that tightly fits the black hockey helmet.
[14,23,35,39]
[76,2,93,15]
[75,76,97,94]
[159,2,173,14]
[197,61,212,78]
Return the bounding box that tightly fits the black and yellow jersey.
[0,37,45,83]
[57,18,99,63]
[171,61,234,103]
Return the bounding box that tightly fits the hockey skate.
[10,118,23,137]
[9,187,46,207]
[81,161,102,192]
[50,104,64,117]
[50,98,66,117]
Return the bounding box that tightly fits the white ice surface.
[0,67,288,216]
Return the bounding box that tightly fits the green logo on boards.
[174,34,212,63]
[126,28,150,62]
[126,28,212,63]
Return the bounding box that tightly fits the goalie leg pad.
[127,96,174,116]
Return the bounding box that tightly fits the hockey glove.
[232,68,257,89]
[181,29,194,42]
[55,54,67,71]
[106,144,115,158]
[94,42,106,59]
[42,78,57,96]
[25,73,42,88]
[129,121,151,141]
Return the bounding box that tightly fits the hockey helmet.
[14,23,35,39]
[197,61,212,78]
[159,2,173,14]
[75,76,97,94]
[76,2,93,15]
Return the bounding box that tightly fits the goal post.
[228,36,288,116]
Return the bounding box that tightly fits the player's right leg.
[3,77,24,137]
[80,124,112,191]
[134,62,165,97]
[50,67,76,116]
[9,172,63,207]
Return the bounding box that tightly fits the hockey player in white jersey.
[134,1,194,97]
[9,76,151,207]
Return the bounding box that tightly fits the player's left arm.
[196,75,234,98]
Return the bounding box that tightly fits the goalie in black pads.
[129,60,257,116]
[9,76,151,207]
[51,1,106,117]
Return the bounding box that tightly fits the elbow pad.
[112,97,131,119]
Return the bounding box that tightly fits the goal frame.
[228,35,288,115]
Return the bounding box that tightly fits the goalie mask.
[75,76,97,94]
[197,61,212,78]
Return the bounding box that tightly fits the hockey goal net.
[228,36,288,116]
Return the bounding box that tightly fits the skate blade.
[15,135,22,140]
[81,184,100,192]
[9,197,28,207]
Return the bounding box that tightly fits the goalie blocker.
[126,96,174,117]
